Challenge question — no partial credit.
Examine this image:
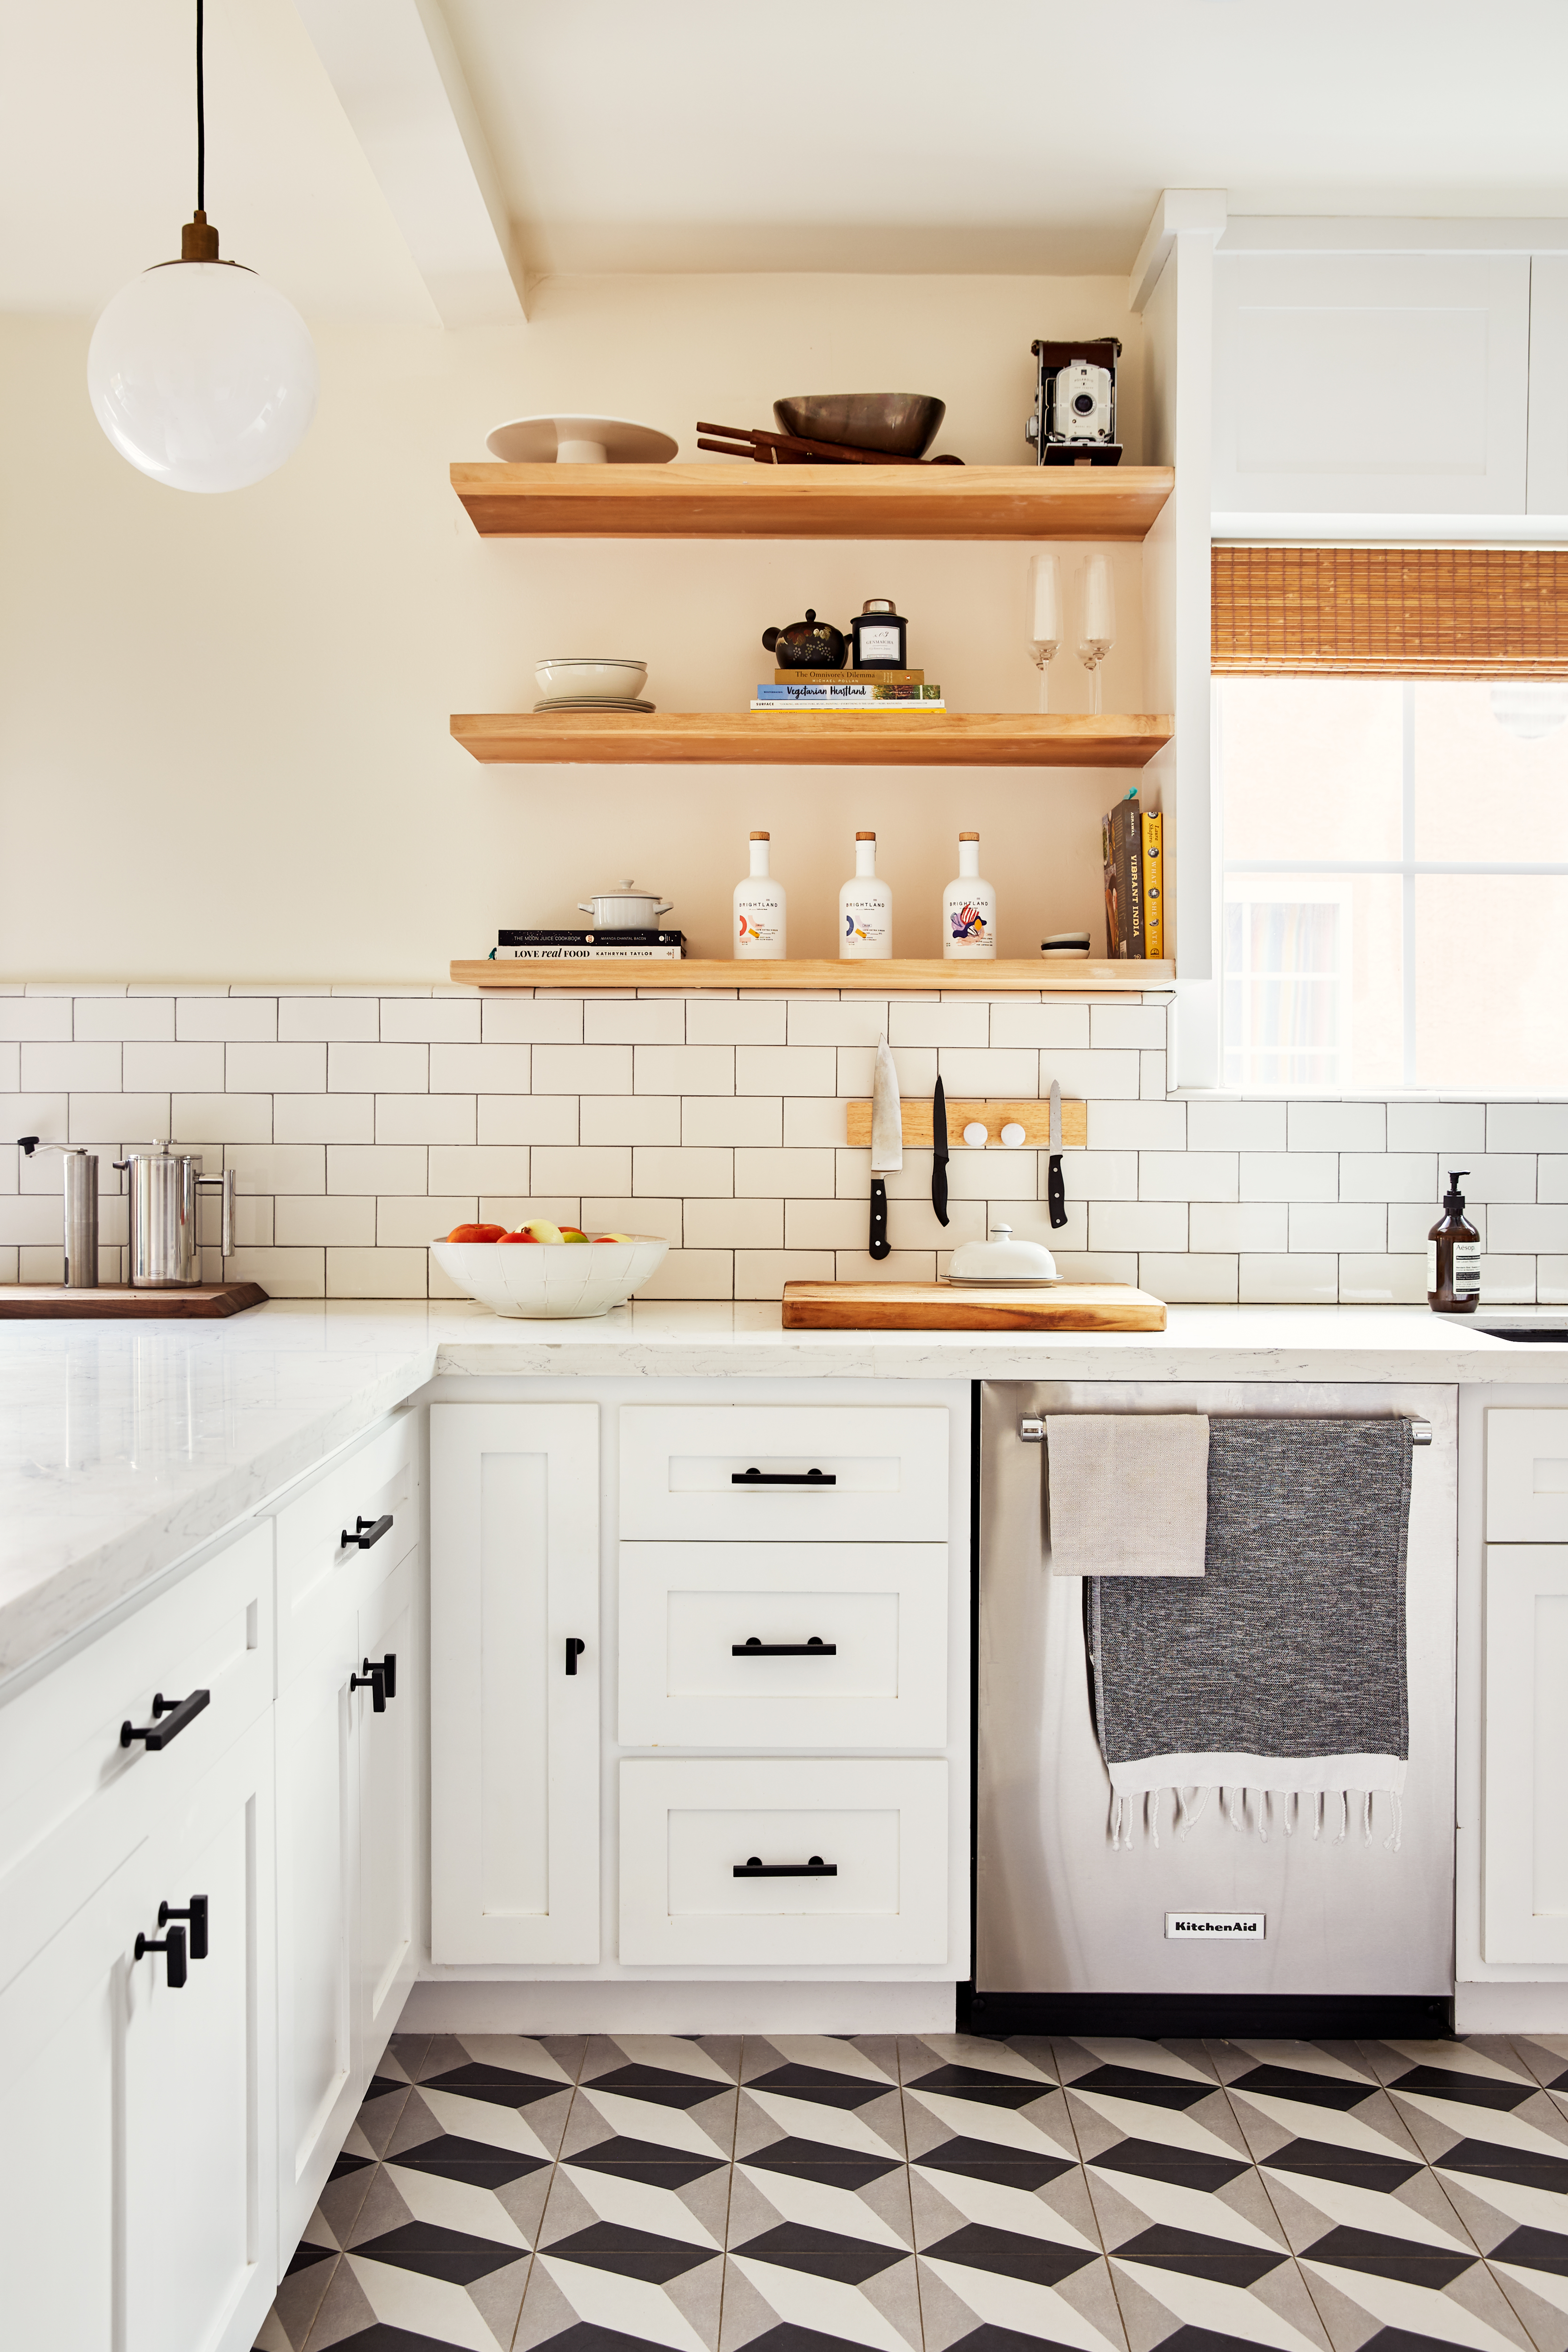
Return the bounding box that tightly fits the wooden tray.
[0,1283,269,1319]
[782,1280,1165,1332]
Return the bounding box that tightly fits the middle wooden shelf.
[451,710,1172,768]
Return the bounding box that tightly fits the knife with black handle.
[869,1035,901,1262]
[931,1076,949,1227]
[1047,1077,1068,1229]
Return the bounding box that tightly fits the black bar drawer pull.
[364,1651,397,1701]
[732,1636,838,1657]
[159,1894,208,1961]
[350,1661,387,1713]
[342,1513,393,1550]
[731,1467,836,1487]
[135,1922,188,1987]
[121,1688,210,1750]
[565,1637,586,1676]
[733,1854,838,1878]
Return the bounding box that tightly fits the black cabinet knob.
[363,1652,397,1701]
[121,1688,210,1751]
[135,1922,188,1987]
[350,1662,387,1713]
[565,1638,586,1677]
[158,1894,208,1961]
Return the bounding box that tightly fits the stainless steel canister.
[115,1144,235,1288]
[62,1150,99,1287]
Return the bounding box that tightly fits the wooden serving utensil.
[696,421,963,467]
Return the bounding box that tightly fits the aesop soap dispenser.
[1428,1169,1480,1314]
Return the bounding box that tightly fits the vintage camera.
[1027,337,1122,466]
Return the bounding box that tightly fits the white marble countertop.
[1,1295,1562,1688]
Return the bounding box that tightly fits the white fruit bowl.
[535,657,648,702]
[432,1236,668,1319]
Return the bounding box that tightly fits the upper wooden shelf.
[452,957,1173,994]
[451,461,1174,542]
[452,711,1171,769]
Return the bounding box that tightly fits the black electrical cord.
[196,0,206,214]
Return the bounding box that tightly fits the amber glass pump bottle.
[1428,1170,1481,1315]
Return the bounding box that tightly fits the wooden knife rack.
[846,1097,1086,1148]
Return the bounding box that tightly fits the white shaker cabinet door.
[1528,256,1568,513]
[1213,251,1530,517]
[1483,1543,1568,1964]
[356,1552,418,2066]
[275,1605,361,2255]
[430,1403,600,1964]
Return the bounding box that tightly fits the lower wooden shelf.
[451,711,1172,768]
[452,957,1174,993]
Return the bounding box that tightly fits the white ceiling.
[7,0,1568,317]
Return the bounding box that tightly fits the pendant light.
[87,1,318,493]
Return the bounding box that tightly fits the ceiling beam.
[1130,189,1227,313]
[293,0,525,326]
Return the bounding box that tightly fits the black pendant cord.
[196,0,206,214]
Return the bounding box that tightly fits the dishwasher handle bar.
[1018,1414,1432,1445]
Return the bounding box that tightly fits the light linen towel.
[1046,1412,1209,1578]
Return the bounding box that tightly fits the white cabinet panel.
[619,1542,947,1748]
[357,1554,417,2058]
[1213,252,1530,515]
[619,1757,947,1966]
[430,1403,599,1964]
[1484,1544,1568,1963]
[274,1412,419,1684]
[1487,1408,1568,1541]
[1528,256,1568,513]
[619,1405,948,1543]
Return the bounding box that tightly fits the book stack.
[1101,788,1163,959]
[491,930,685,961]
[751,668,944,710]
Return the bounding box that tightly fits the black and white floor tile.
[254,2031,1568,2352]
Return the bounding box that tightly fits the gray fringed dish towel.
[1086,1417,1412,1850]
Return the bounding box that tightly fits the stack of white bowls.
[534,658,652,713]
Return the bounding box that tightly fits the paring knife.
[1047,1078,1068,1229]
[869,1034,902,1261]
[931,1075,949,1227]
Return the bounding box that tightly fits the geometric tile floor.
[254,2030,1568,2352]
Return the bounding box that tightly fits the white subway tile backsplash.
[422,1145,529,1195]
[1090,1003,1166,1049]
[1338,1153,1438,1203]
[1040,1048,1140,1102]
[1455,1156,1536,1201]
[124,1041,226,1092]
[1189,1202,1289,1253]
[68,1094,169,1143]
[0,1044,18,1097]
[379,999,481,1042]
[0,1196,72,1244]
[330,1042,428,1093]
[1339,1253,1427,1303]
[582,1197,684,1244]
[636,1249,734,1299]
[533,1043,631,1094]
[1487,1203,1568,1252]
[478,1096,578,1144]
[945,1152,1040,1202]
[1140,1052,1167,1099]
[1047,1251,1139,1285]
[888,1001,990,1048]
[176,997,277,1041]
[227,1042,326,1092]
[1240,1254,1338,1303]
[682,1098,782,1147]
[936,1047,1041,1096]
[481,997,584,1044]
[22,1041,120,1091]
[378,1196,470,1246]
[217,1247,324,1295]
[1288,1102,1387,1152]
[0,1001,72,1040]
[782,1099,848,1147]
[786,1001,889,1047]
[832,1249,937,1285]
[1536,1257,1568,1303]
[1070,1150,1140,1201]
[686,1001,786,1045]
[274,1094,374,1143]
[737,1046,836,1097]
[1479,1255,1536,1303]
[327,1144,430,1195]
[634,1146,733,1198]
[1385,1102,1486,1153]
[1536,1157,1568,1200]
[1491,1105,1568,1152]
[279,998,379,1042]
[227,1144,326,1194]
[1289,1201,1387,1252]
[532,1146,633,1194]
[327,1248,428,1298]
[989,1002,1091,1049]
[1138,1152,1238,1202]
[636,1044,734,1095]
[171,1094,273,1144]
[1142,1253,1238,1303]
[1186,1100,1288,1152]
[736,1147,836,1199]
[1389,1200,1466,1253]
[275,1196,378,1247]
[687,1198,785,1248]
[74,998,174,1041]
[1089,1101,1187,1151]
[578,1097,675,1145]
[785,1198,889,1250]
[1090,1200,1188,1251]
[837,1045,937,1099]
[1240,1151,1337,1201]
[378,1094,478,1144]
[431,1044,528,1094]
[737,1250,837,1297]
[585,1001,686,1044]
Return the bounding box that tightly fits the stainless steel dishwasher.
[974,1379,1457,2026]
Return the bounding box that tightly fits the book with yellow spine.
[1141,806,1163,958]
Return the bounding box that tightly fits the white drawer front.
[619,1543,947,1748]
[1486,1409,1568,1541]
[274,1413,420,1680]
[619,1406,948,1543]
[619,1757,947,1965]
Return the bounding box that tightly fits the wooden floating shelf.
[451,461,1174,542]
[845,1097,1087,1149]
[451,712,1172,769]
[452,958,1173,994]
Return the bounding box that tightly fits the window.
[1214,548,1568,1092]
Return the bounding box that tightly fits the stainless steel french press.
[113,1143,235,1288]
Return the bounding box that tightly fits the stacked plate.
[533,656,653,715]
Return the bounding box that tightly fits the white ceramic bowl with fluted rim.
[432,1236,668,1319]
[535,657,648,702]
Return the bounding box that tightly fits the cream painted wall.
[0,272,1143,980]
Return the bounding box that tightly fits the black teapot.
[761,608,848,670]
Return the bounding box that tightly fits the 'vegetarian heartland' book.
[1110,791,1144,959]
[1140,806,1163,958]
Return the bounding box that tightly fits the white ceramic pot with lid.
[945,1223,1058,1287]
[576,878,674,929]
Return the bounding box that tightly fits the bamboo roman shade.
[1212,546,1568,676]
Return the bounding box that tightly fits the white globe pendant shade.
[88,261,318,493]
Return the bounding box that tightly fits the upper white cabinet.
[430,1401,600,1965]
[1528,259,1568,512]
[1213,250,1531,516]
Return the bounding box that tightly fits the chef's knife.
[1047,1078,1068,1229]
[869,1034,902,1261]
[931,1075,949,1227]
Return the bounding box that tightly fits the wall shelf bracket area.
[451,958,1174,993]
[450,712,1172,768]
[451,461,1174,541]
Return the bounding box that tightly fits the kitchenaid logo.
[1164,1912,1265,1940]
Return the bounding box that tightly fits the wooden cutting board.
[0,1283,269,1319]
[782,1281,1165,1332]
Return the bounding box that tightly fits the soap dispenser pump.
[1428,1170,1481,1314]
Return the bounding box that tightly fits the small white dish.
[1042,930,1092,960]
[536,658,648,701]
[486,415,678,464]
[433,1236,669,1319]
[944,1223,1059,1287]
